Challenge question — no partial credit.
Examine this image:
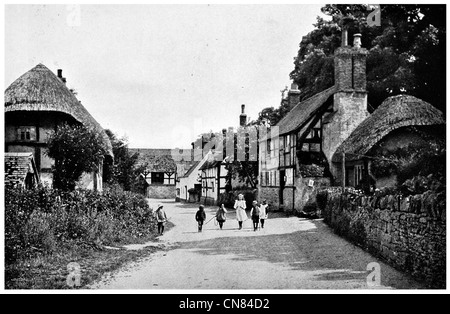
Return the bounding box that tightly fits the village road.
[89,199,424,290]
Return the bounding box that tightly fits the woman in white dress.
[234,194,248,230]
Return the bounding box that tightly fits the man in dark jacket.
[195,205,207,232]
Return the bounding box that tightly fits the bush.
[316,190,329,211]
[5,186,157,264]
[371,139,445,186]
[299,164,325,177]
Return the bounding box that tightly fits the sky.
[5,4,325,149]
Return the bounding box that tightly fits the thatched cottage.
[332,95,445,189]
[4,64,113,190]
[258,33,445,212]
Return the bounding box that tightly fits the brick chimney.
[239,104,247,127]
[287,83,301,110]
[334,33,368,92]
[57,69,67,84]
[322,32,369,169]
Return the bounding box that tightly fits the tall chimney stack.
[239,104,247,127]
[287,83,301,110]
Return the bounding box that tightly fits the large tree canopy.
[290,4,446,115]
[47,124,108,191]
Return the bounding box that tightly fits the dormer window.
[17,126,36,141]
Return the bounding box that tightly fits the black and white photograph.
[2,2,447,297]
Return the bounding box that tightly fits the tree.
[289,4,446,115]
[103,129,140,191]
[193,127,259,189]
[47,124,108,191]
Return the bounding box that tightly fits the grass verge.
[5,222,175,290]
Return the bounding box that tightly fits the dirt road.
[89,199,424,290]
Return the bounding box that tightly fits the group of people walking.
[154,195,270,236]
[195,194,269,232]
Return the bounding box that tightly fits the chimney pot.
[353,33,362,48]
[290,83,299,91]
[239,104,247,127]
[57,69,62,78]
[341,28,348,47]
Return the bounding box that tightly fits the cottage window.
[17,126,36,141]
[313,128,321,139]
[164,173,175,185]
[354,165,364,188]
[151,172,164,184]
[285,168,294,186]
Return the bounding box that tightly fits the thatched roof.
[130,148,177,173]
[332,95,445,162]
[5,64,113,157]
[276,85,337,135]
[4,152,40,187]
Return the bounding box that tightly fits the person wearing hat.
[249,200,261,231]
[195,205,207,232]
[155,204,168,236]
[234,194,248,230]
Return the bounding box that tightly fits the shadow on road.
[178,220,424,289]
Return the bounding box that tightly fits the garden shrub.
[5,186,157,264]
[316,190,328,211]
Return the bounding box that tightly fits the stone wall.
[321,189,446,288]
[293,177,330,214]
[258,177,330,213]
[258,187,279,209]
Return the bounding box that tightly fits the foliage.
[103,129,140,191]
[224,160,258,189]
[194,127,259,189]
[316,190,329,211]
[290,4,446,115]
[400,174,445,196]
[370,136,445,186]
[299,164,325,177]
[5,186,156,265]
[46,123,108,191]
[253,99,292,126]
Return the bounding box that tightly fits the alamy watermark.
[66,262,81,288]
[170,122,279,166]
[367,5,381,27]
[366,262,381,287]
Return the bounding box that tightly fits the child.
[215,204,228,230]
[155,204,168,236]
[259,200,269,229]
[195,205,207,232]
[234,194,248,230]
[249,200,261,231]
